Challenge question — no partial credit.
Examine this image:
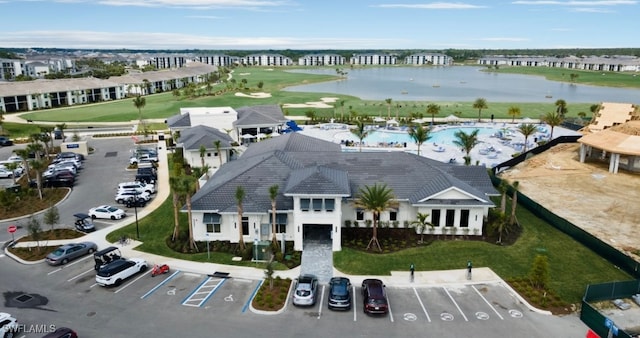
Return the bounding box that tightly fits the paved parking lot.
[0,137,160,243]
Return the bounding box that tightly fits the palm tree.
[385,98,392,119]
[507,106,521,123]
[13,149,31,181]
[498,179,509,214]
[27,142,44,161]
[410,212,433,244]
[408,124,431,156]
[133,95,147,136]
[473,98,488,122]
[213,140,223,168]
[426,103,440,125]
[30,159,46,200]
[235,186,246,251]
[518,123,537,152]
[198,145,208,178]
[510,181,520,225]
[353,183,398,252]
[453,129,480,165]
[541,111,563,140]
[554,99,568,118]
[339,100,346,122]
[169,176,184,242]
[350,119,371,152]
[269,184,279,249]
[494,212,510,244]
[180,176,198,251]
[39,125,54,151]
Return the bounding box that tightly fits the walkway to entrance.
[300,224,333,283]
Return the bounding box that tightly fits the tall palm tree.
[541,111,563,140]
[410,212,433,243]
[426,103,440,125]
[39,126,55,151]
[213,140,223,168]
[180,176,198,251]
[235,186,246,251]
[350,119,371,152]
[507,106,521,123]
[269,184,279,249]
[518,123,537,152]
[133,95,147,136]
[353,183,398,252]
[453,129,480,165]
[498,179,509,214]
[385,98,392,119]
[30,133,49,158]
[198,145,208,178]
[473,98,488,122]
[169,176,184,242]
[554,99,568,118]
[27,142,44,161]
[13,149,31,181]
[408,124,431,156]
[30,159,46,200]
[510,181,520,225]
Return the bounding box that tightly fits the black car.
[42,176,74,188]
[125,197,147,208]
[42,327,78,338]
[328,277,352,310]
[362,279,388,315]
[0,137,13,146]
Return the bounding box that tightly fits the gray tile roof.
[166,113,191,128]
[189,134,497,213]
[241,132,341,159]
[178,125,234,150]
[233,105,288,127]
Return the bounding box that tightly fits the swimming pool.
[335,127,499,146]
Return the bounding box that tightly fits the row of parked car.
[292,275,389,315]
[1,312,78,338]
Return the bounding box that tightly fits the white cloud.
[512,1,636,6]
[0,31,413,49]
[95,0,291,9]
[571,6,614,11]
[374,2,486,9]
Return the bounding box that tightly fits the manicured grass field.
[488,66,640,89]
[17,67,598,123]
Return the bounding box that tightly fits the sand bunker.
[282,97,340,109]
[234,92,272,99]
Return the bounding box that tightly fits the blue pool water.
[335,127,498,146]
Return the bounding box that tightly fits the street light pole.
[134,191,140,239]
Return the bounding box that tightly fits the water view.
[285,66,640,103]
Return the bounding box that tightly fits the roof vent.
[223,110,230,114]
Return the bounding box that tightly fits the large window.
[300,198,310,212]
[276,214,287,233]
[325,199,335,212]
[312,199,323,212]
[204,213,221,233]
[389,211,397,221]
[445,209,455,227]
[356,209,364,221]
[242,216,249,235]
[460,210,470,228]
[431,209,441,227]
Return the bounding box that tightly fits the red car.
[361,279,388,315]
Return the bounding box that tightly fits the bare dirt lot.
[499,143,640,261]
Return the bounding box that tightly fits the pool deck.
[298,121,582,167]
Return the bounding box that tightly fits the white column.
[579,144,587,163]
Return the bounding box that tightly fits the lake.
[284,66,640,103]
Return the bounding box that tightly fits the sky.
[0,0,638,50]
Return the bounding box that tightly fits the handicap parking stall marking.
[181,277,226,307]
[509,309,523,318]
[242,279,263,313]
[471,285,504,320]
[413,287,431,322]
[443,287,468,322]
[140,270,181,299]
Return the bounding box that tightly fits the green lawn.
[487,66,640,89]
[15,66,599,123]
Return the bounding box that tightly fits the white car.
[115,190,151,204]
[0,168,14,178]
[118,181,156,194]
[96,258,148,287]
[88,205,126,220]
[0,312,19,338]
[129,153,159,165]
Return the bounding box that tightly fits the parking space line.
[67,268,94,282]
[49,255,93,275]
[413,287,431,322]
[443,287,468,321]
[140,270,181,299]
[472,285,504,320]
[352,285,357,322]
[242,280,263,313]
[317,285,325,319]
[387,295,394,322]
[115,271,148,293]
